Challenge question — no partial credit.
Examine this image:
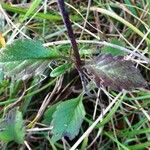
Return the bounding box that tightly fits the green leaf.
[1,3,81,23]
[21,0,42,22]
[2,60,49,80]
[105,132,130,150]
[124,0,138,16]
[121,128,150,137]
[51,95,85,142]
[101,38,127,56]
[42,102,61,125]
[0,39,60,80]
[127,141,150,150]
[83,54,147,91]
[50,63,72,77]
[0,39,59,62]
[0,108,25,144]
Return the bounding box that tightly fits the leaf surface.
[0,39,60,80]
[50,63,72,77]
[42,102,60,125]
[83,54,147,91]
[0,39,59,62]
[0,108,25,144]
[2,60,49,80]
[51,95,85,142]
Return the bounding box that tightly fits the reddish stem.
[57,0,82,70]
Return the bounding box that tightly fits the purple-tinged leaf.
[83,54,147,91]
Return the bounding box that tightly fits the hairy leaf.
[51,95,85,142]
[1,60,49,80]
[83,54,147,91]
[0,39,59,62]
[0,108,25,144]
[0,39,60,80]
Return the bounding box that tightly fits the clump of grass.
[0,0,149,150]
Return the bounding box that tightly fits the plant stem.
[57,0,82,69]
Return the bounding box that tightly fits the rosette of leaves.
[82,54,147,91]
